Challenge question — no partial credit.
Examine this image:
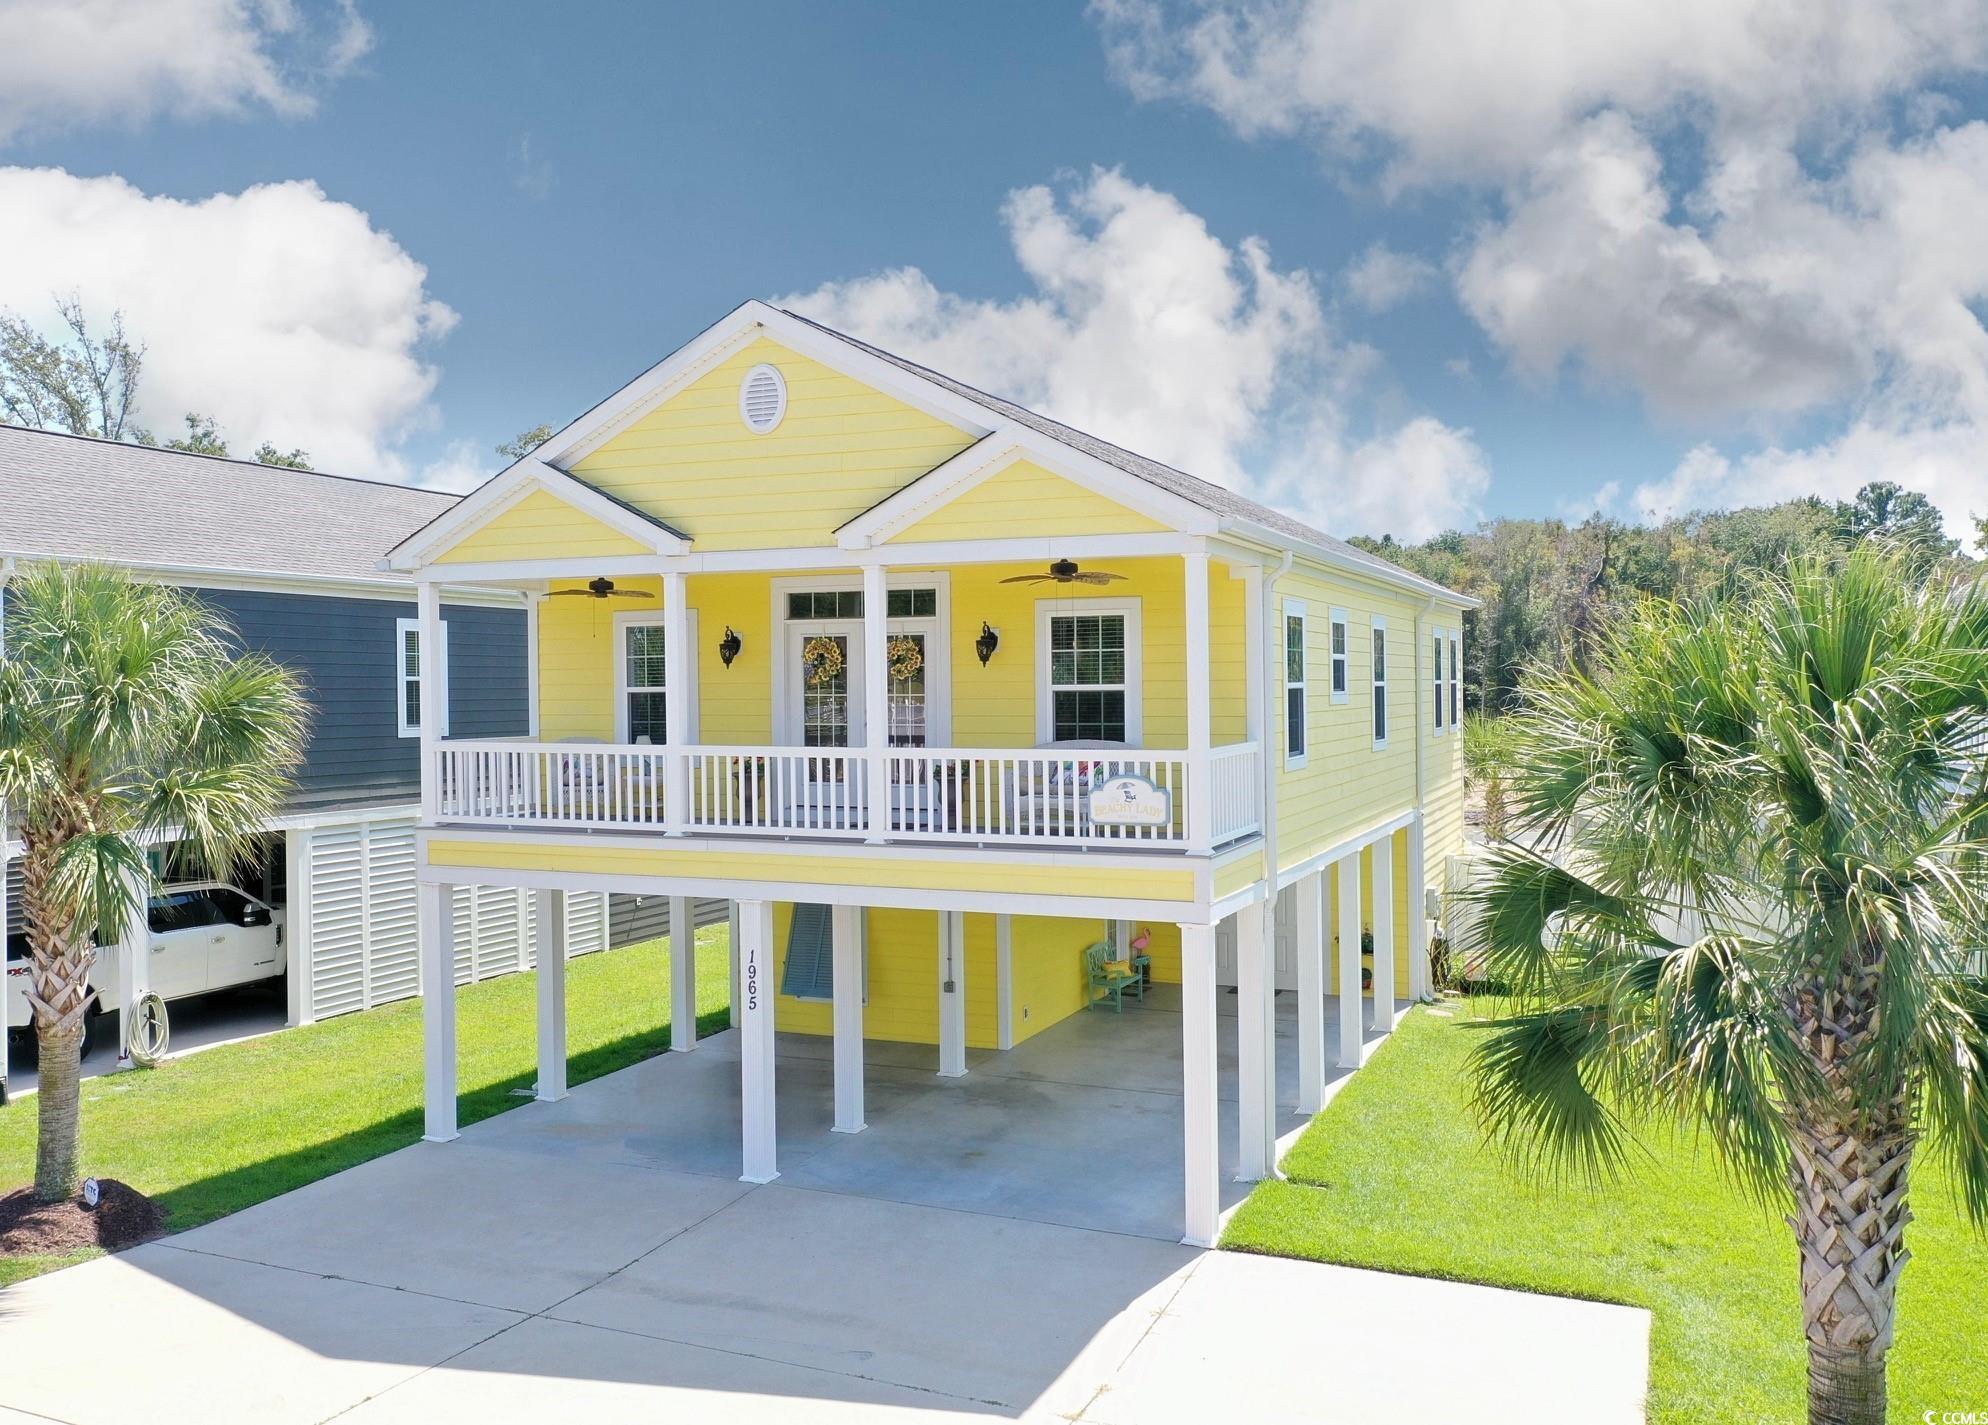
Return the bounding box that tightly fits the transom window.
[1047,612,1128,743]
[1284,601,1307,767]
[1329,608,1349,702]
[1371,617,1389,748]
[623,622,667,743]
[783,588,938,621]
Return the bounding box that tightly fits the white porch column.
[111,864,147,1069]
[669,893,696,1051]
[1371,836,1397,1032]
[417,579,443,820]
[937,910,967,1078]
[282,828,314,1028]
[1406,817,1430,1000]
[1295,868,1326,1114]
[663,570,691,835]
[524,590,542,739]
[420,881,458,1142]
[1183,549,1212,851]
[727,900,741,1028]
[1233,897,1274,1180]
[831,903,866,1133]
[534,888,568,1102]
[862,562,889,841]
[995,913,1014,1050]
[1180,921,1220,1248]
[1337,853,1364,1070]
[738,898,778,1183]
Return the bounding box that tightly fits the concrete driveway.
[0,993,1649,1423]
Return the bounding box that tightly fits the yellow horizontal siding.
[435,488,650,564]
[1323,831,1412,995]
[892,460,1169,543]
[572,338,975,551]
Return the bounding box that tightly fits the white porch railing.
[432,739,1264,852]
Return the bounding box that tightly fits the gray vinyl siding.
[189,590,527,812]
[608,894,727,949]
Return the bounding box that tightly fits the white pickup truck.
[5,881,286,1058]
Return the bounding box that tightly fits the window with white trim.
[1328,608,1349,703]
[1449,629,1461,727]
[620,617,667,743]
[395,617,448,737]
[1432,628,1446,735]
[1038,602,1141,744]
[1283,600,1308,768]
[1371,616,1389,748]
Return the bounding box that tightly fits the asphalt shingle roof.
[780,308,1462,602]
[0,424,456,583]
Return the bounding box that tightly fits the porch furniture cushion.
[1084,939,1146,1011]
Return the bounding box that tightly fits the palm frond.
[1468,1007,1631,1186]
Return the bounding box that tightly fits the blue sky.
[3,0,1985,542]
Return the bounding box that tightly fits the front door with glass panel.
[785,614,865,828]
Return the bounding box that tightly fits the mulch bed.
[0,1179,166,1257]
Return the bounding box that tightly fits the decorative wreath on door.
[802,635,845,686]
[886,634,923,684]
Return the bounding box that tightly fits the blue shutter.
[780,902,835,1000]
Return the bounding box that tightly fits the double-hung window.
[1371,615,1389,748]
[618,617,668,744]
[395,617,448,737]
[1432,628,1446,735]
[1328,608,1349,703]
[1283,600,1308,768]
[1040,604,1139,744]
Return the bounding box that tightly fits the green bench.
[1084,940,1151,1011]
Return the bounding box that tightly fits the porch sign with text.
[1088,773,1171,827]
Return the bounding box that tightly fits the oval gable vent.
[739,363,788,434]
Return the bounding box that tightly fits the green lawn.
[1222,1003,1988,1425]
[1,925,732,1288]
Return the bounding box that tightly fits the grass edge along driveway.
[0,926,732,1287]
[1220,1003,1988,1425]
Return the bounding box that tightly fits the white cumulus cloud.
[781,167,1483,541]
[1343,243,1438,312]
[0,0,372,144]
[0,166,455,480]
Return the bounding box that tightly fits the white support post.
[418,579,442,820]
[1180,922,1220,1248]
[1407,816,1430,1001]
[995,912,1014,1051]
[534,888,568,1102]
[525,591,542,739]
[1233,898,1273,1180]
[663,570,690,835]
[1184,549,1212,851]
[738,899,778,1183]
[669,893,696,1051]
[1337,853,1365,1070]
[862,562,889,841]
[113,864,147,1069]
[727,900,741,1029]
[1296,868,1326,1114]
[831,903,866,1133]
[282,827,313,1028]
[421,881,459,1142]
[937,910,967,1078]
[1371,835,1397,1032]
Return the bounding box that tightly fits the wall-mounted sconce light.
[975,621,1000,666]
[718,626,743,668]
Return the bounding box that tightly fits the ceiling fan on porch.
[999,559,1127,586]
[546,577,656,600]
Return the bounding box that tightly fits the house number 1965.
[745,944,759,1012]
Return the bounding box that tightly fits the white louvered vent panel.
[450,885,476,986]
[364,820,420,1006]
[566,891,608,957]
[475,886,526,979]
[738,363,787,433]
[308,825,366,1020]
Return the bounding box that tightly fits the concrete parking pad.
[0,994,1648,1422]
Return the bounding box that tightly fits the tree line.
[1350,481,1978,713]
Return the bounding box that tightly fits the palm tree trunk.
[33,1022,85,1201]
[1787,958,1914,1425]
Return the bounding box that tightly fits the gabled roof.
[383,457,688,569]
[0,423,456,583]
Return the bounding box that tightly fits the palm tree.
[1459,547,1988,1425]
[0,562,305,1202]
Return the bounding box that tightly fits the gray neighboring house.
[0,425,685,1097]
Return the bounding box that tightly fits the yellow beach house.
[384,300,1474,1246]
